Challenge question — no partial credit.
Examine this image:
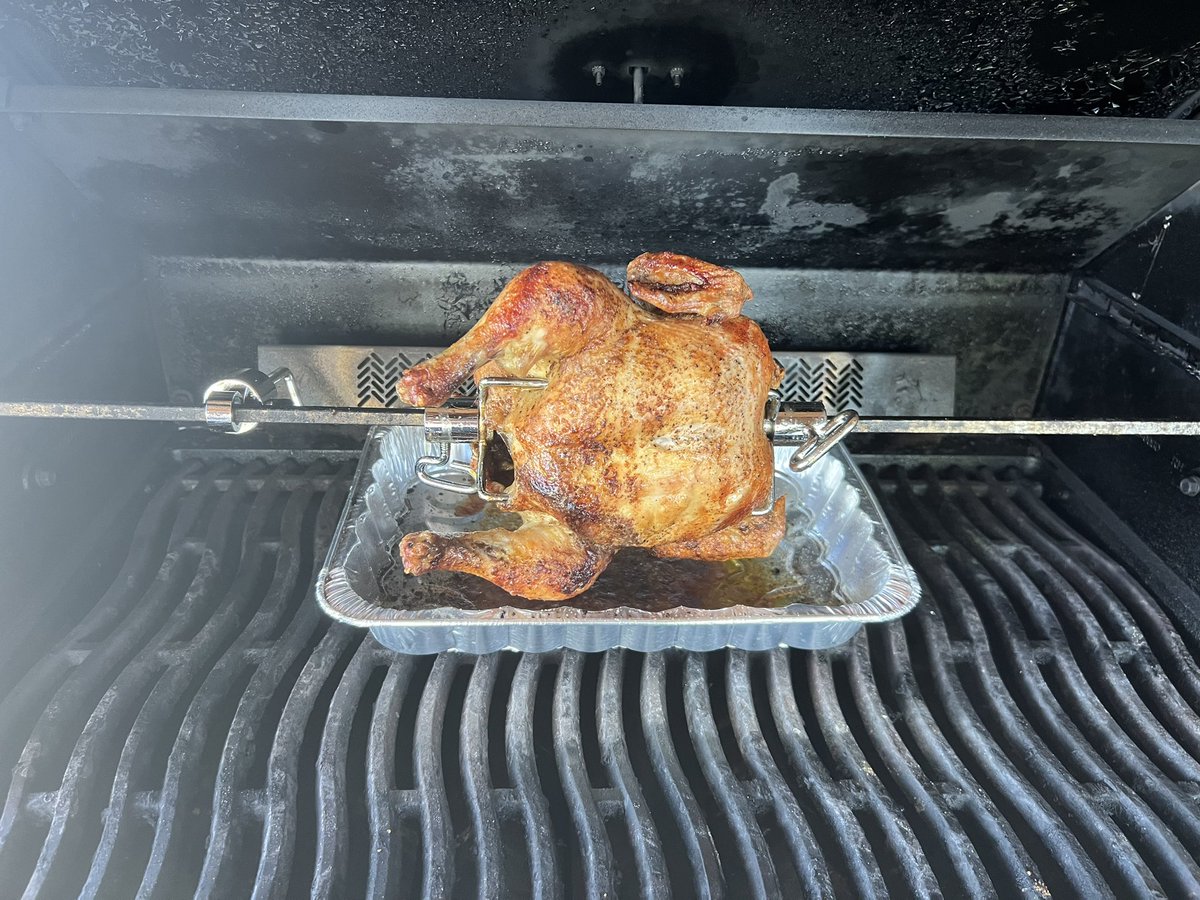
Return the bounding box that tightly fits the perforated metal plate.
[258,345,954,416]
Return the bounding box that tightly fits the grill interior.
[4,52,1200,897]
[3,452,1198,897]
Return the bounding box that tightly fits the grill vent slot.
[826,357,865,412]
[355,351,406,407]
[777,356,866,412]
[354,350,477,407]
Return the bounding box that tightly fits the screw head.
[1180,475,1200,497]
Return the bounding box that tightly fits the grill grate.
[2,456,1200,897]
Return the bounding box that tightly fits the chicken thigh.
[397,252,785,600]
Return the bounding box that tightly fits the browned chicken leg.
[397,252,784,601]
[401,512,614,599]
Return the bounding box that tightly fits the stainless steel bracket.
[414,377,549,500]
[202,367,300,433]
[752,393,861,515]
[781,409,861,473]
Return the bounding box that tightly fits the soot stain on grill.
[33,111,1197,272]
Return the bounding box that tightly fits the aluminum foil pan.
[317,427,920,653]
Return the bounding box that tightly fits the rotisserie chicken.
[397,252,785,600]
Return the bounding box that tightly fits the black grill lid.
[4,1,1200,116]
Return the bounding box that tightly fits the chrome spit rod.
[2,401,1200,437]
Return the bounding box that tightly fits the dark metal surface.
[2,453,1199,896]
[13,84,1200,137]
[1066,275,1200,381]
[3,0,1200,117]
[1041,290,1200,589]
[0,78,171,674]
[1086,180,1200,339]
[149,258,1063,417]
[859,420,1200,435]
[6,89,1200,271]
[0,273,169,698]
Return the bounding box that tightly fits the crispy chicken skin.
[398,252,784,600]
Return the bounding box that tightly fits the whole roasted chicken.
[397,253,784,600]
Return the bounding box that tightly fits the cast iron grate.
[2,456,1199,897]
